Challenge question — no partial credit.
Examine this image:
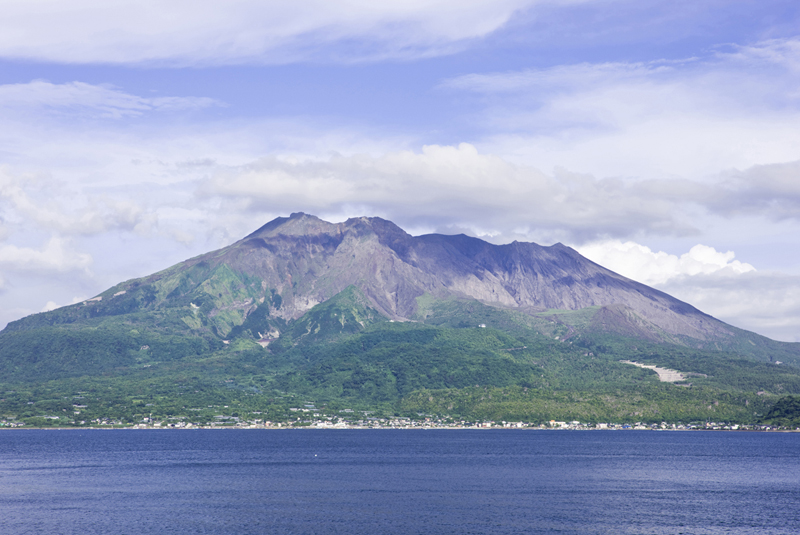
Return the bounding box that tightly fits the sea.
[0,429,797,535]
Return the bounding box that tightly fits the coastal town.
[1,413,794,431]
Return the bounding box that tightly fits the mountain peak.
[244,212,335,239]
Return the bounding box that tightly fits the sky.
[2,0,800,341]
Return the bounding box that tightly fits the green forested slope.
[2,281,799,427]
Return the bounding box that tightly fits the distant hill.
[2,213,799,427]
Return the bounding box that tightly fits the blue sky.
[2,0,800,341]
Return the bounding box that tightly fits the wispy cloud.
[711,161,800,221]
[0,0,546,65]
[659,271,800,343]
[0,169,151,236]
[442,38,800,178]
[199,144,701,243]
[198,144,800,244]
[0,236,92,274]
[0,81,221,120]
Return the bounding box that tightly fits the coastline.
[4,424,796,432]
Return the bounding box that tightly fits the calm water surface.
[0,429,798,534]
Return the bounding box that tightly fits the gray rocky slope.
[172,212,730,342]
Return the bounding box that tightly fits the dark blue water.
[0,430,798,534]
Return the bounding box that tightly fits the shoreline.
[3,425,796,432]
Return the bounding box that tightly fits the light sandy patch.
[620,360,685,382]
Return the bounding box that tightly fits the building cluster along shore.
[2,415,794,431]
[119,418,800,431]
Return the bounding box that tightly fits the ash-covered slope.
[153,212,726,341]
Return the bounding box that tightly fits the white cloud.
[0,80,220,120]
[575,239,800,342]
[0,0,544,65]
[0,236,92,273]
[443,38,800,179]
[198,144,800,245]
[2,74,797,251]
[41,296,85,313]
[711,161,800,221]
[576,240,755,286]
[0,218,9,242]
[0,168,152,236]
[658,272,800,343]
[200,143,708,243]
[725,38,800,74]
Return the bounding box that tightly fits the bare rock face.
[172,212,731,341]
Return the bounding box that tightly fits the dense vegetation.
[761,395,800,427]
[2,286,799,428]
